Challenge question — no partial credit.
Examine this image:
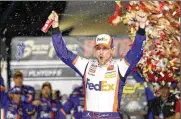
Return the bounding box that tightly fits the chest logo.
[86,79,115,91]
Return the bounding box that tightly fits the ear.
[111,47,115,55]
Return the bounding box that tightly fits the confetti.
[109,1,180,84]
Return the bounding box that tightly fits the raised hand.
[136,10,148,29]
[48,11,59,28]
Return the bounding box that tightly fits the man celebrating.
[50,10,147,119]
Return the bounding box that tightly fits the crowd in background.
[0,1,180,119]
[0,70,180,119]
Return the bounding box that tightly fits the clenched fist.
[136,10,148,28]
[48,11,59,28]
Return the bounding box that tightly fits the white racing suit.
[52,27,146,119]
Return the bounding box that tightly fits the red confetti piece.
[159,1,165,11]
[121,3,125,8]
[147,58,151,64]
[126,5,131,11]
[115,4,121,11]
[133,23,137,28]
[130,5,136,10]
[108,15,121,26]
[160,33,166,40]
[152,65,156,70]
[138,2,149,12]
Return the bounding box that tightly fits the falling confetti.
[3,28,7,35]
[109,1,180,84]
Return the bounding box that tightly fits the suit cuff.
[52,27,61,35]
[137,27,145,36]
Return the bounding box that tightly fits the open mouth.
[99,56,103,60]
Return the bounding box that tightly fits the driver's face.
[94,45,113,65]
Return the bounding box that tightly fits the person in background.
[61,94,68,105]
[149,83,178,119]
[12,71,36,119]
[174,81,180,119]
[13,71,35,102]
[175,99,180,119]
[33,82,65,119]
[61,85,84,119]
[0,74,35,118]
[52,90,65,119]
[53,90,62,101]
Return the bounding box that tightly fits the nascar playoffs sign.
[11,35,131,60]
[11,36,131,81]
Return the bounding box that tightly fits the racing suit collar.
[97,58,113,67]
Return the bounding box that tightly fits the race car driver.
[50,10,147,119]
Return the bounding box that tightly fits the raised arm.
[50,11,88,78]
[58,94,75,119]
[118,11,147,79]
[52,28,79,71]
[59,88,81,117]
[62,94,76,114]
[124,27,146,65]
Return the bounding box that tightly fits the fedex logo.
[86,79,115,91]
[97,38,107,41]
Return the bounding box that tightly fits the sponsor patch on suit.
[88,64,97,76]
[105,70,116,78]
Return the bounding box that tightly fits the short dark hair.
[160,84,169,89]
[42,82,52,90]
[55,90,61,98]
